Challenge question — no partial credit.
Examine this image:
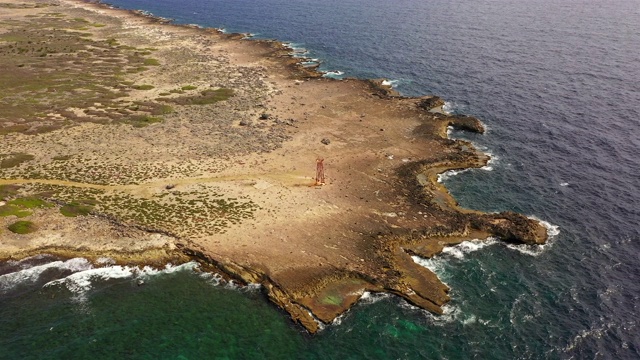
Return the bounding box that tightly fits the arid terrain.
[0,0,547,332]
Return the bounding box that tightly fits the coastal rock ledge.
[0,0,547,334]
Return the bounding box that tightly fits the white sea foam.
[560,182,569,187]
[359,291,391,304]
[411,255,446,276]
[461,314,478,325]
[425,304,462,325]
[219,278,262,292]
[398,294,479,327]
[199,271,225,286]
[381,79,399,88]
[437,168,470,183]
[42,261,200,302]
[442,101,454,114]
[481,149,498,171]
[331,314,345,326]
[322,70,344,79]
[441,238,499,259]
[0,258,93,293]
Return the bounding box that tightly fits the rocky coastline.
[0,0,546,333]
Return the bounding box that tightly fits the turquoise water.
[0,252,580,359]
[2,0,639,358]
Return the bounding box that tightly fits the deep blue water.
[2,0,639,358]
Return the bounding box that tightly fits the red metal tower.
[315,158,325,186]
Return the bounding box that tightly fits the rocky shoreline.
[0,0,546,333]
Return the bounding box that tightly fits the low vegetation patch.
[0,13,174,134]
[0,185,21,200]
[8,220,37,234]
[124,115,163,127]
[0,204,31,218]
[0,195,52,218]
[143,58,160,66]
[161,88,234,106]
[8,197,52,209]
[60,200,95,217]
[133,84,154,90]
[1,153,35,168]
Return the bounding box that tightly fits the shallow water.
[2,0,639,358]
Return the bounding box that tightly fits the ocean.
[2,0,639,358]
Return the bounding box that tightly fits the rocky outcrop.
[418,96,445,110]
[438,113,486,134]
[471,212,548,245]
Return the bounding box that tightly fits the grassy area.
[0,205,32,218]
[8,197,53,209]
[7,220,37,234]
[161,88,234,106]
[181,85,197,91]
[0,196,53,218]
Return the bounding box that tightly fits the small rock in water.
[137,279,145,286]
[321,138,331,145]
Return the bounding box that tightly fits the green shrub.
[8,220,37,234]
[143,58,160,66]
[133,84,154,90]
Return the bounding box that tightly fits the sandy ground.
[0,0,547,333]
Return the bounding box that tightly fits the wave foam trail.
[43,261,200,301]
[0,258,92,293]
[441,238,499,259]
